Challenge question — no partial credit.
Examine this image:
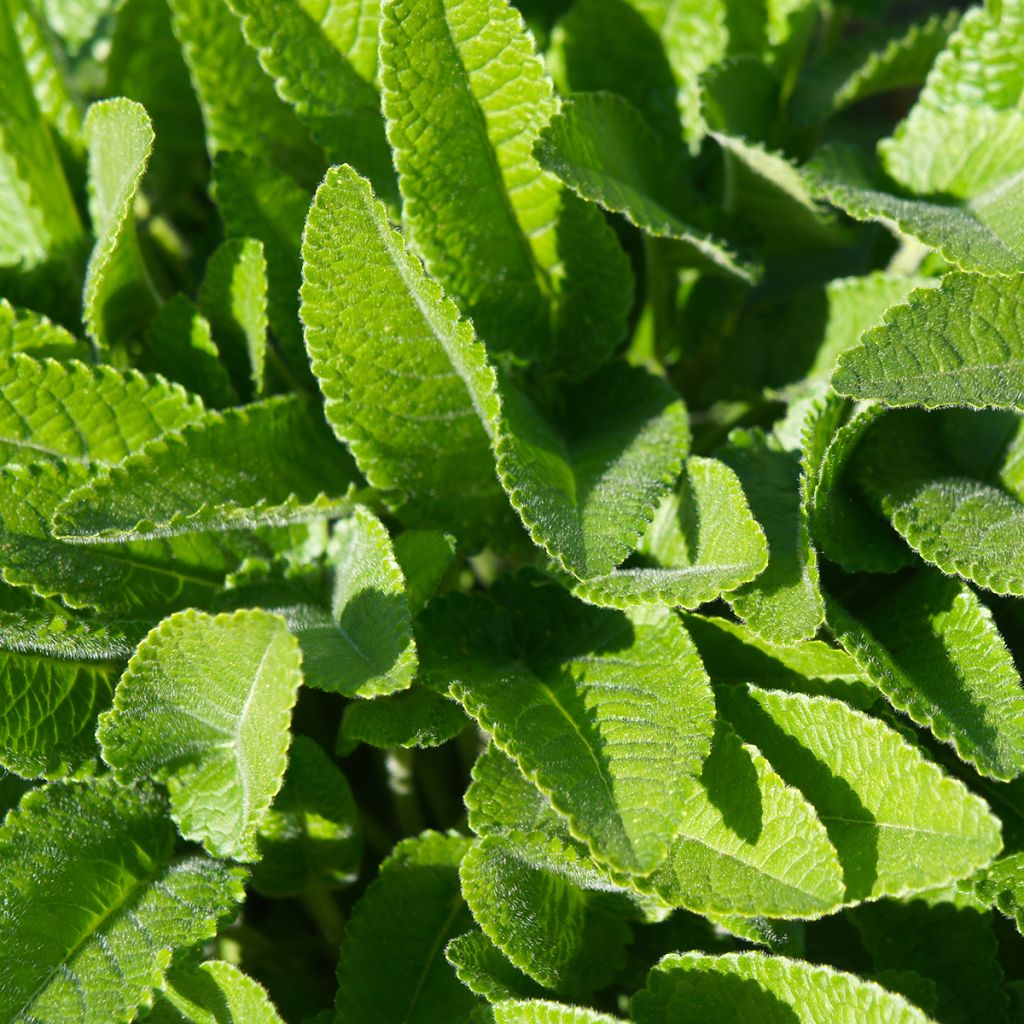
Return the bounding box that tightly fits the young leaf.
[572,456,767,610]
[53,395,360,542]
[422,574,714,876]
[461,832,633,997]
[496,362,689,580]
[446,931,546,1003]
[534,92,759,283]
[148,961,285,1024]
[300,163,510,544]
[833,274,1024,412]
[0,354,202,467]
[98,608,303,860]
[380,0,633,367]
[827,571,1024,781]
[0,778,244,1024]
[720,685,1004,902]
[633,951,935,1024]
[973,851,1024,936]
[82,98,160,352]
[335,831,480,1024]
[339,685,469,751]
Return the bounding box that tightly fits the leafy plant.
[1,0,1023,1021]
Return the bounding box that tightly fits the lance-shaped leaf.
[0,299,87,360]
[53,396,360,542]
[300,164,510,544]
[719,428,824,645]
[283,508,416,697]
[572,456,767,609]
[198,237,269,397]
[212,154,311,379]
[494,1003,626,1024]
[421,573,714,876]
[98,608,303,860]
[462,832,633,998]
[535,92,758,283]
[720,685,1004,902]
[335,832,481,1024]
[833,274,1024,412]
[165,0,322,185]
[82,99,160,351]
[827,571,1024,781]
[0,779,244,1024]
[148,961,285,1024]
[446,931,546,1003]
[497,362,689,580]
[251,736,361,897]
[226,0,395,203]
[0,354,203,468]
[633,951,936,1024]
[380,0,633,367]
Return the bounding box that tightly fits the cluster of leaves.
[2,0,1024,1021]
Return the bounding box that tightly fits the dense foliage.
[0,0,1023,1021]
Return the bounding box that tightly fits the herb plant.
[1,0,1023,1021]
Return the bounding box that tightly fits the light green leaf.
[198,237,269,398]
[534,92,758,283]
[0,778,244,1024]
[166,0,323,185]
[827,570,1024,781]
[572,456,767,609]
[98,608,303,860]
[445,931,546,1003]
[633,951,936,1024]
[0,354,203,468]
[834,273,1024,412]
[82,98,160,352]
[461,833,633,996]
[37,0,120,54]
[226,0,395,202]
[493,1002,626,1024]
[212,153,311,380]
[335,831,480,1024]
[53,395,359,542]
[339,685,469,751]
[0,299,87,360]
[720,685,1004,902]
[973,851,1024,935]
[251,735,361,897]
[285,507,416,697]
[720,428,824,645]
[148,961,285,1024]
[300,164,511,545]
[422,574,714,876]
[380,0,633,367]
[497,362,689,580]
[393,529,456,614]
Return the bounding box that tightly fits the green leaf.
[834,273,1024,412]
[0,299,88,360]
[148,961,285,1024]
[827,570,1024,781]
[286,507,416,698]
[633,951,936,1024]
[571,456,767,610]
[496,362,689,580]
[165,0,323,185]
[226,0,395,203]
[53,395,359,542]
[300,164,510,545]
[445,931,546,1003]
[422,574,714,875]
[380,0,633,367]
[0,354,203,467]
[335,831,480,1024]
[973,851,1024,935]
[251,735,361,897]
[198,237,269,398]
[719,428,824,645]
[493,1002,626,1024]
[82,98,159,352]
[461,833,633,996]
[719,685,1004,902]
[140,295,238,408]
[212,153,311,380]
[534,92,759,283]
[0,778,244,1024]
[393,529,457,614]
[339,685,469,751]
[98,608,303,860]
